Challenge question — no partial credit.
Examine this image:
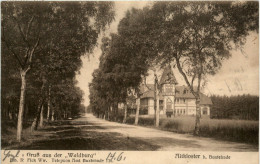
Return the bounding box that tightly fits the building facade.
[140,66,212,116]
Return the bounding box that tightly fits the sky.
[76,2,259,107]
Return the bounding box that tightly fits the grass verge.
[124,116,259,145]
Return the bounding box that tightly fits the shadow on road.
[16,120,160,150]
[4,115,258,151]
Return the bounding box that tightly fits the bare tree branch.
[24,65,31,74]
[12,16,31,48]
[30,37,40,61]
[2,25,24,68]
[25,26,41,66]
[175,53,197,96]
[191,72,196,87]
[25,16,35,40]
[196,53,203,96]
[181,58,189,68]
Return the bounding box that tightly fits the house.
[139,66,212,116]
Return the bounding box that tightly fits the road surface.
[17,114,257,151]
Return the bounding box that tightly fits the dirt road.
[16,114,257,151]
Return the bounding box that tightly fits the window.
[166,103,172,110]
[140,99,148,106]
[176,98,179,104]
[159,100,164,110]
[179,99,183,104]
[203,107,208,115]
[165,84,173,93]
[166,98,172,110]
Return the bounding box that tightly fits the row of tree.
[89,7,159,124]
[1,2,115,141]
[89,1,258,135]
[211,94,259,120]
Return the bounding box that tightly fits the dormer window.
[183,89,188,94]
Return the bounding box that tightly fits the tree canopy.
[88,1,258,132]
[1,1,115,141]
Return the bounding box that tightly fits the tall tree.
[2,2,47,141]
[116,8,159,125]
[92,8,162,125]
[145,1,258,135]
[1,1,115,141]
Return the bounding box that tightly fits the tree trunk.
[107,107,109,120]
[9,108,13,120]
[7,101,11,120]
[111,105,114,120]
[59,102,62,120]
[123,103,127,123]
[47,85,51,121]
[154,84,157,125]
[31,100,44,132]
[155,93,160,127]
[114,103,118,121]
[103,109,107,120]
[194,97,201,135]
[39,105,44,128]
[51,109,55,121]
[113,104,117,121]
[63,110,66,119]
[17,70,27,142]
[31,81,46,131]
[103,112,106,119]
[65,108,67,119]
[134,98,140,125]
[107,106,110,120]
[154,73,160,127]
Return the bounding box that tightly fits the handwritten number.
[106,152,126,162]
[117,152,123,161]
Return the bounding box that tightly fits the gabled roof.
[175,86,195,98]
[200,93,213,105]
[140,84,164,100]
[159,65,178,85]
[140,84,154,93]
[140,85,212,105]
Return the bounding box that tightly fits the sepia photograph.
[1,1,259,163]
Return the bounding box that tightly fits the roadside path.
[80,114,257,151]
[16,114,258,151]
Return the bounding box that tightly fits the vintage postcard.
[1,1,259,164]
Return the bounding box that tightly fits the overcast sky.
[76,2,259,107]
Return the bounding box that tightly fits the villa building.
[139,66,212,116]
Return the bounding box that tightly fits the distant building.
[139,66,212,116]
